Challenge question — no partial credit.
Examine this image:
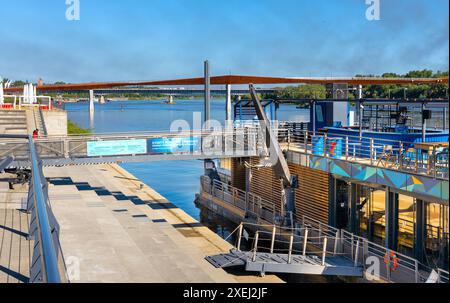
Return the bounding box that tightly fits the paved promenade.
[42,164,282,283]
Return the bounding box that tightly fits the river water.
[65,99,308,221]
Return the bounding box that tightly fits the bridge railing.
[3,127,264,165]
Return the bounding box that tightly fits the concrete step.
[0,111,26,116]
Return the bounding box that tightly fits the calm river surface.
[65,99,308,221]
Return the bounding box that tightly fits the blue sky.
[0,0,448,83]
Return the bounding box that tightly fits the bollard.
[322,237,328,266]
[288,233,294,264]
[252,231,259,262]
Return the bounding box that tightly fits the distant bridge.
[57,88,278,96]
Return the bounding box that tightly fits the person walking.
[32,129,39,139]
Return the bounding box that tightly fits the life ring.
[384,251,399,271]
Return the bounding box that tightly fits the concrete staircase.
[0,110,28,135]
[31,109,47,136]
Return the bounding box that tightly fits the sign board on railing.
[87,139,147,157]
[148,136,200,153]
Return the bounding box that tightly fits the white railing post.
[351,234,355,260]
[345,136,349,160]
[288,233,294,264]
[304,131,308,152]
[322,237,328,266]
[252,231,259,262]
[237,223,243,251]
[415,260,419,283]
[303,228,308,256]
[270,225,276,254]
[318,222,322,246]
[354,239,360,267]
[333,230,339,256]
[370,138,374,165]
[399,141,404,169]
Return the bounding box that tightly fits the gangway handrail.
[0,134,63,283]
[28,135,62,283]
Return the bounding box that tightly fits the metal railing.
[200,175,448,283]
[202,176,282,224]
[277,128,449,180]
[0,134,65,283]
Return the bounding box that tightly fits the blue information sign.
[148,137,200,154]
[87,139,147,157]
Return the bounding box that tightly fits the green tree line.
[262,69,448,100]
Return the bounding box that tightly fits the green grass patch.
[67,120,91,135]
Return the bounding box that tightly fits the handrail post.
[399,141,404,169]
[333,230,339,256]
[270,225,276,254]
[322,237,328,266]
[370,138,374,165]
[354,239,360,267]
[318,222,322,246]
[415,260,419,283]
[288,233,294,264]
[345,136,349,160]
[304,131,308,153]
[237,223,243,251]
[303,228,308,256]
[351,234,355,260]
[252,231,259,262]
[432,146,437,178]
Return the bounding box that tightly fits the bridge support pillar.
[89,90,95,113]
[385,188,399,250]
[204,60,211,127]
